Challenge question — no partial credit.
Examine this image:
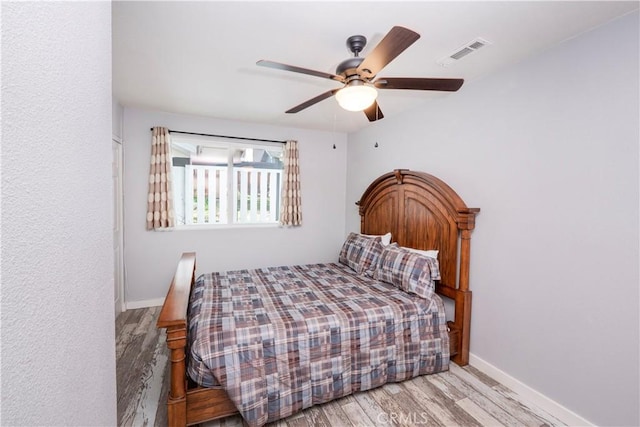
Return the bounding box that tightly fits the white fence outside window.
[183,165,281,225]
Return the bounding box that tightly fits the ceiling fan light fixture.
[335,82,378,112]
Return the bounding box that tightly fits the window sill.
[155,222,281,232]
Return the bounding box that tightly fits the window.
[171,135,284,227]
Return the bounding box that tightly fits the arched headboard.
[357,169,479,365]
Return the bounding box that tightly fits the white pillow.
[363,232,392,246]
[402,247,439,259]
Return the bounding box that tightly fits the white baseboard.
[125,298,165,310]
[469,353,594,427]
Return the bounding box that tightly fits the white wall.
[122,107,347,304]
[346,11,639,427]
[1,2,116,425]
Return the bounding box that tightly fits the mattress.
[186,262,449,426]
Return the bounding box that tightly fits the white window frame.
[171,134,284,229]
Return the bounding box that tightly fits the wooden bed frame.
[157,169,479,426]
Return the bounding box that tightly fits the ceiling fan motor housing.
[336,57,364,77]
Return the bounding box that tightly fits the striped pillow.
[401,247,441,280]
[339,233,383,275]
[359,239,387,278]
[375,245,439,299]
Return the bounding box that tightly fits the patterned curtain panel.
[146,127,175,230]
[280,140,302,227]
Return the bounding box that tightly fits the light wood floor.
[117,307,564,427]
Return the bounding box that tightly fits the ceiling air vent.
[437,37,491,67]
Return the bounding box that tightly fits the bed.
[157,169,479,426]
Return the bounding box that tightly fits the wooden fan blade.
[357,26,420,79]
[374,77,464,91]
[286,88,340,114]
[363,101,384,122]
[257,60,345,83]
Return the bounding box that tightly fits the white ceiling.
[112,1,638,133]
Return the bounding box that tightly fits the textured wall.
[346,11,639,427]
[122,107,348,304]
[1,2,117,425]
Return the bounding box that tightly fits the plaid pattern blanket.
[187,263,449,426]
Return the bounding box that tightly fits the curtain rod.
[150,128,287,144]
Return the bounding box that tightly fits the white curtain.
[280,140,302,226]
[146,127,175,230]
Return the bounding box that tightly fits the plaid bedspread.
[187,263,449,426]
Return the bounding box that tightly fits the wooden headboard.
[357,169,479,365]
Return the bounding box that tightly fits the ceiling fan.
[257,26,464,122]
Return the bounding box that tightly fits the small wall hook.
[374,142,379,148]
[332,144,336,149]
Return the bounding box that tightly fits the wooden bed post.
[166,325,188,427]
[157,252,196,427]
[452,291,472,366]
[452,214,478,366]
